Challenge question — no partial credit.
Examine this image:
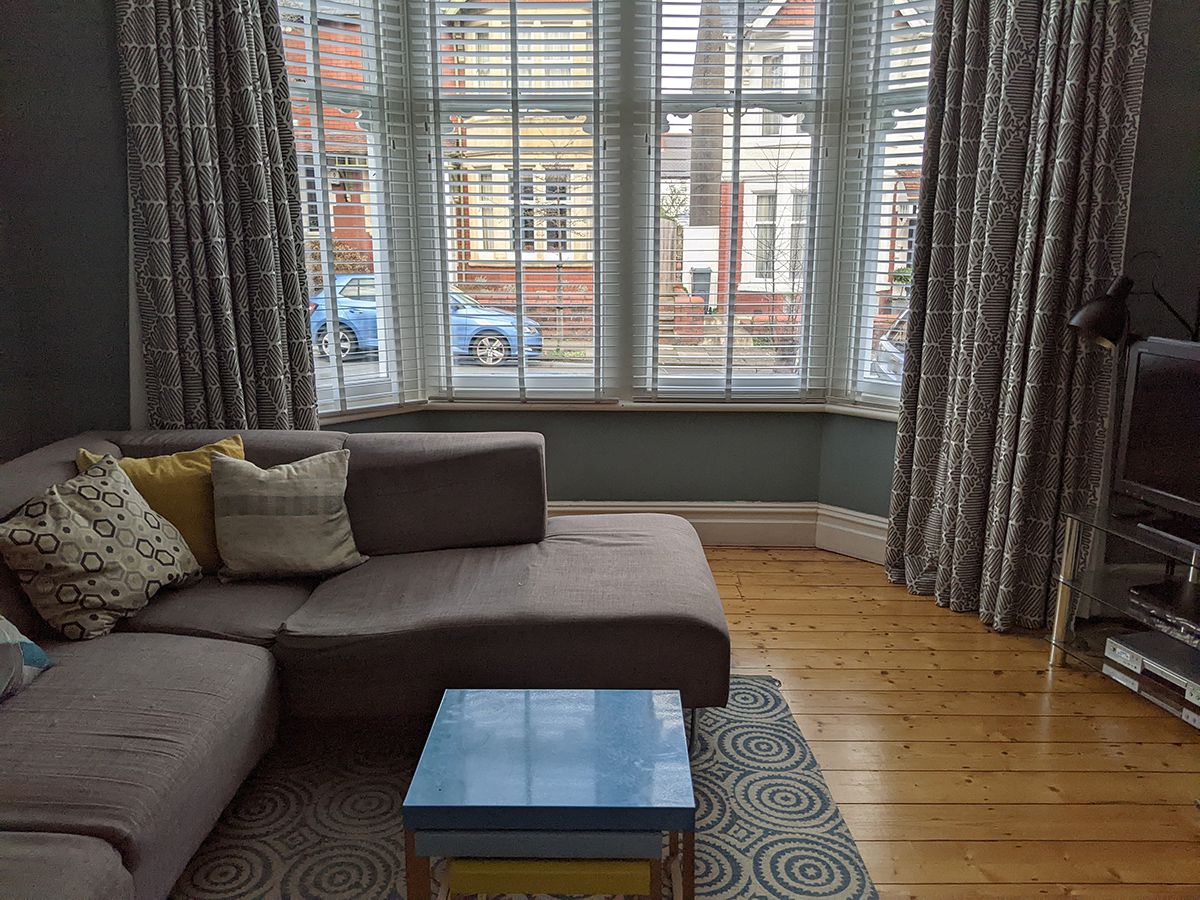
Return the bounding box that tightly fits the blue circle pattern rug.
[173,675,877,899]
[690,677,876,899]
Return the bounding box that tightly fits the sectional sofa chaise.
[0,429,730,900]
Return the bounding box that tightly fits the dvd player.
[1104,631,1200,729]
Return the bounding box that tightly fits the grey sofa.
[0,429,730,900]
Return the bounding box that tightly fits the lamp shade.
[1069,275,1134,348]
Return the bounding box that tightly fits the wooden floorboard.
[744,667,1127,694]
[733,647,1053,670]
[787,712,1200,743]
[723,597,995,616]
[808,741,1200,772]
[725,613,991,632]
[779,689,1166,716]
[735,632,1059,651]
[839,804,1200,841]
[878,886,1200,899]
[707,547,1200,896]
[857,840,1200,884]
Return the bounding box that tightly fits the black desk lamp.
[1070,273,1200,347]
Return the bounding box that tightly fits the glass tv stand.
[1050,507,1200,727]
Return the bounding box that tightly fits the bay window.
[283,0,934,415]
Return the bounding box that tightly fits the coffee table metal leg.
[404,828,431,900]
[650,857,663,899]
[682,830,695,900]
[669,830,679,859]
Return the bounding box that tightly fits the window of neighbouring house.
[760,52,784,136]
[754,192,778,280]
[544,171,571,253]
[789,189,810,284]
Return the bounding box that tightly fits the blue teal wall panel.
[817,415,897,518]
[335,409,897,513]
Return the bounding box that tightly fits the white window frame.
[292,0,931,417]
[283,0,431,416]
[829,2,932,406]
[404,0,605,402]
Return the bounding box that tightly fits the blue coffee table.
[403,689,696,899]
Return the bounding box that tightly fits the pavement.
[313,334,803,384]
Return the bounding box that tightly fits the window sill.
[319,398,900,425]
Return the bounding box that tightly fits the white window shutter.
[282,0,935,412]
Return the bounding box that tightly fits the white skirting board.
[548,501,887,564]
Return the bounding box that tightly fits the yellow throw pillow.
[77,436,245,572]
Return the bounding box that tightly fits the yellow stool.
[406,827,694,900]
[446,856,663,899]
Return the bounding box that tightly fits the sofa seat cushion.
[0,633,278,900]
[117,576,314,646]
[0,831,133,900]
[275,514,729,719]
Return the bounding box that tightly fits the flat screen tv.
[1115,338,1200,521]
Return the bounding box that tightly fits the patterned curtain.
[886,0,1152,630]
[117,0,318,430]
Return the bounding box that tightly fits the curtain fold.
[886,0,1152,630]
[117,0,318,430]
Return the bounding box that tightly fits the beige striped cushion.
[211,450,366,579]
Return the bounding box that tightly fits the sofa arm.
[344,432,547,555]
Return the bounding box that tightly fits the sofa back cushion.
[112,429,347,469]
[0,431,337,634]
[0,457,202,640]
[343,431,547,555]
[1,430,547,585]
[0,434,121,521]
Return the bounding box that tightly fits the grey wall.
[330,5,1198,517]
[1124,0,1200,339]
[335,410,898,515]
[817,415,897,516]
[0,0,900,513]
[1,0,1191,516]
[0,0,130,461]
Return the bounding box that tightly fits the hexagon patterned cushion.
[0,457,201,640]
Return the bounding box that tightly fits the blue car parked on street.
[310,275,543,366]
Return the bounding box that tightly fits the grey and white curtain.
[117,0,318,430]
[886,0,1152,630]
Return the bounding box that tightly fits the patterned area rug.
[173,676,876,899]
